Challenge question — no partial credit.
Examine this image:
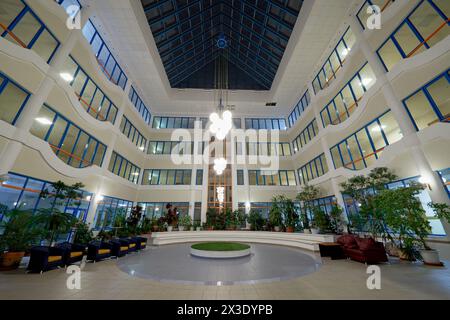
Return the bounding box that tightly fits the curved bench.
[150,231,335,252]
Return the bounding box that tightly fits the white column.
[0,6,92,175]
[349,16,450,236]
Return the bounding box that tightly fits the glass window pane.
[426,76,450,120]
[404,90,438,130]
[409,1,447,47]
[434,0,450,18]
[331,146,343,169]
[0,0,25,29]
[347,135,364,170]
[367,121,387,151]
[30,29,58,62]
[0,80,29,124]
[47,117,68,147]
[378,111,403,144]
[359,64,376,91]
[6,11,40,46]
[378,39,403,71]
[394,23,424,57]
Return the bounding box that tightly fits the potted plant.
[193,222,201,231]
[0,208,42,270]
[139,216,152,235]
[329,205,346,234]
[279,196,298,233]
[419,202,450,265]
[373,182,429,261]
[247,209,264,231]
[311,208,331,234]
[126,205,143,236]
[224,209,236,230]
[178,214,192,231]
[73,221,93,245]
[269,197,283,232]
[296,184,320,233]
[205,209,217,231]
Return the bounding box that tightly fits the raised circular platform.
[190,242,251,259]
[117,243,321,285]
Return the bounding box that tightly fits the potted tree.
[296,184,320,233]
[269,197,283,232]
[329,205,346,234]
[0,208,42,270]
[224,209,236,230]
[73,221,93,245]
[311,208,331,234]
[178,214,192,231]
[205,209,217,231]
[279,196,298,233]
[247,209,264,231]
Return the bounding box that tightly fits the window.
[30,104,106,168]
[129,86,151,125]
[403,70,450,130]
[330,110,402,170]
[377,0,449,71]
[196,169,203,185]
[120,117,147,152]
[0,172,91,223]
[147,141,195,155]
[237,170,244,185]
[0,0,60,63]
[142,169,192,185]
[288,90,311,127]
[357,1,395,30]
[292,119,319,153]
[0,72,30,125]
[82,20,128,89]
[108,152,140,184]
[248,170,297,186]
[312,28,356,93]
[320,63,376,127]
[93,196,132,230]
[245,118,287,130]
[297,154,328,185]
[60,56,118,124]
[138,202,189,219]
[245,142,292,156]
[152,116,198,129]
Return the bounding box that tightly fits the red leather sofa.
[337,234,388,264]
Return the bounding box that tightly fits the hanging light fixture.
[209,34,232,141]
[213,158,227,175]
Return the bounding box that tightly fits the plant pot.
[196,227,201,231]
[0,252,25,270]
[167,226,173,232]
[152,226,159,232]
[190,227,194,231]
[398,249,415,261]
[303,229,311,234]
[420,249,443,266]
[274,226,281,232]
[178,226,185,231]
[310,228,320,234]
[286,226,294,233]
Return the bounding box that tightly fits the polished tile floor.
[0,247,449,300]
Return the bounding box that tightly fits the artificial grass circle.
[191,242,250,251]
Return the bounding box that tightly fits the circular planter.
[286,226,294,233]
[190,242,251,259]
[167,226,173,232]
[274,226,281,232]
[420,249,443,266]
[310,228,320,234]
[178,226,185,231]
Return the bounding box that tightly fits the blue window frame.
[403,69,450,131]
[142,169,192,185]
[297,153,328,185]
[0,172,91,223]
[248,170,297,186]
[376,0,449,72]
[0,71,31,125]
[129,86,152,125]
[119,116,148,152]
[196,169,203,186]
[330,110,403,171]
[82,20,128,89]
[60,56,118,124]
[152,116,198,129]
[1,0,60,63]
[287,90,311,127]
[138,202,189,219]
[245,142,291,156]
[437,168,450,198]
[303,195,337,220]
[292,118,319,153]
[244,118,287,130]
[356,0,395,30]
[147,141,200,155]
[237,170,244,186]
[93,195,133,230]
[312,28,356,94]
[108,152,141,184]
[30,104,107,168]
[320,62,376,127]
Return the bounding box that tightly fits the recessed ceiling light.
[59,72,74,82]
[35,117,53,125]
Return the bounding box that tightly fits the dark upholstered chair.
[337,234,388,264]
[55,242,86,266]
[110,239,129,258]
[27,246,65,273]
[135,236,147,250]
[87,241,112,262]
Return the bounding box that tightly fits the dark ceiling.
[141,0,304,90]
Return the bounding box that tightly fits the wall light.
[35,117,53,126]
[418,176,432,190]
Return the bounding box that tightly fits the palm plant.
[296,184,320,230]
[0,208,42,252]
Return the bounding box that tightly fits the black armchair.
[134,236,148,250]
[27,246,65,273]
[110,239,129,258]
[127,237,139,253]
[87,241,112,262]
[55,242,86,266]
